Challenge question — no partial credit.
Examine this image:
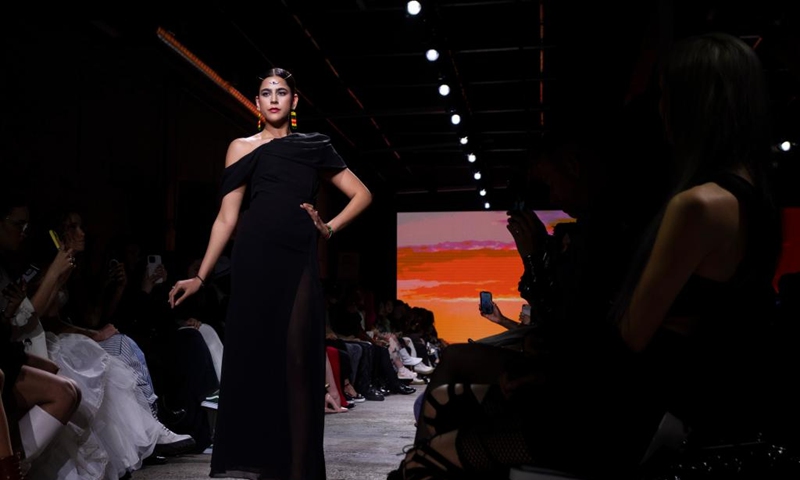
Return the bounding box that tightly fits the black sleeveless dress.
[210,132,346,480]
[451,171,782,477]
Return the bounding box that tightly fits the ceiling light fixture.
[450,113,461,125]
[484,202,491,209]
[467,153,476,163]
[407,1,422,16]
[479,189,487,197]
[473,171,481,180]
[438,83,450,96]
[459,136,468,145]
[425,49,439,62]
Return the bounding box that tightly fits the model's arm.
[324,168,372,234]
[170,139,250,307]
[617,187,733,352]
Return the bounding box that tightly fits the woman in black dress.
[387,31,783,480]
[169,67,372,480]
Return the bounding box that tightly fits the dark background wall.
[1,19,397,300]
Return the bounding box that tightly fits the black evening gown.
[210,132,346,480]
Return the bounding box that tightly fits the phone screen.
[479,291,493,314]
[19,264,40,284]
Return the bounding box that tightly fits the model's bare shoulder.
[225,137,264,167]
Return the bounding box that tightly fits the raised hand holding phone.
[506,209,548,258]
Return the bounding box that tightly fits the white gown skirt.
[25,333,161,480]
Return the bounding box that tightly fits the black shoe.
[364,387,385,401]
[390,384,417,395]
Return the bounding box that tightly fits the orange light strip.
[156,27,259,120]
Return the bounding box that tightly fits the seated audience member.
[329,286,416,398]
[11,205,195,476]
[389,32,786,479]
[1,191,82,473]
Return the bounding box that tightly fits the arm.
[618,188,731,352]
[30,248,74,317]
[325,168,372,235]
[169,139,249,307]
[480,302,521,330]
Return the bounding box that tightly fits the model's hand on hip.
[300,203,329,237]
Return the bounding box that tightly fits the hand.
[1,282,26,322]
[52,247,77,283]
[183,317,202,329]
[142,264,168,294]
[506,209,548,258]
[91,323,119,342]
[106,262,127,290]
[168,277,203,308]
[300,203,331,238]
[479,301,503,324]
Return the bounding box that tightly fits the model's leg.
[286,266,325,480]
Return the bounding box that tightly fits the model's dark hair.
[609,31,780,326]
[259,67,297,96]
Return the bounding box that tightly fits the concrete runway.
[134,387,424,480]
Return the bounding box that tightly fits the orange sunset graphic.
[397,210,575,344]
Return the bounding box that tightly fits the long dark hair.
[662,32,772,191]
[609,31,780,325]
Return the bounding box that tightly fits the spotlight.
[484,202,491,209]
[780,141,792,152]
[479,189,487,196]
[467,153,476,163]
[425,49,439,62]
[450,113,461,125]
[459,136,468,145]
[438,84,450,96]
[407,1,422,16]
[473,171,481,180]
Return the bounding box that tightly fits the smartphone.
[521,304,531,316]
[479,291,493,315]
[147,254,164,284]
[18,264,40,284]
[48,229,61,250]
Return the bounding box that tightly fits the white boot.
[19,405,63,463]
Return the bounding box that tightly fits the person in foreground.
[387,31,783,480]
[168,67,372,480]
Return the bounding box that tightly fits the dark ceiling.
[74,1,800,211]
